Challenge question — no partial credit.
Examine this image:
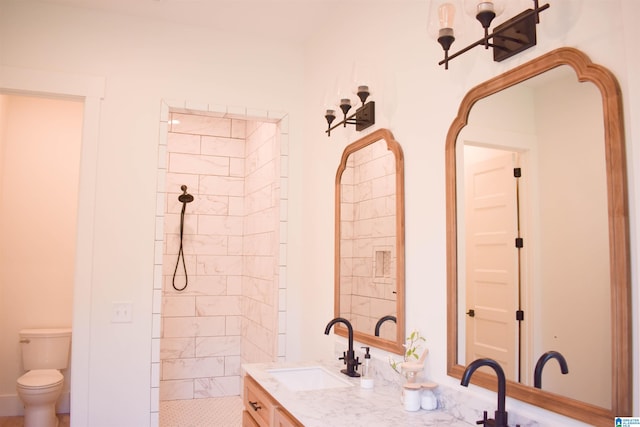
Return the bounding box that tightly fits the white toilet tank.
[20,328,72,371]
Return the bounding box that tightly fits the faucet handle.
[338,351,347,365]
[350,356,361,372]
[475,410,489,426]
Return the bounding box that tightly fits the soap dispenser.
[360,347,374,389]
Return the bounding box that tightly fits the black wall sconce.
[432,0,550,69]
[324,85,375,137]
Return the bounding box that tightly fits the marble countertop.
[242,360,474,427]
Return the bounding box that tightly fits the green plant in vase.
[389,329,428,382]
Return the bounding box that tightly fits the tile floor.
[0,397,242,427]
[160,396,243,427]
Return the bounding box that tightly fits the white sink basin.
[267,366,354,391]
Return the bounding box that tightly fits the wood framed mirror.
[446,48,631,426]
[334,128,405,354]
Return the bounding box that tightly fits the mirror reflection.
[335,129,405,355]
[446,48,631,427]
[456,65,611,407]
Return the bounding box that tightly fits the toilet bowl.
[17,328,71,427]
[17,369,64,427]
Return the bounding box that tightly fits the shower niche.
[154,106,289,403]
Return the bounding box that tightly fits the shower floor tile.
[160,396,242,427]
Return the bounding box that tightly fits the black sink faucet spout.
[374,315,397,337]
[461,358,508,427]
[324,317,360,377]
[534,350,569,389]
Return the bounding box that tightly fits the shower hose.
[172,185,193,291]
[172,201,189,291]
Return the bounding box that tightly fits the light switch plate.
[112,301,133,323]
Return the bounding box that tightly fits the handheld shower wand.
[173,185,194,291]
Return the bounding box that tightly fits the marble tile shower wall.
[157,111,282,402]
[340,142,397,340]
[241,120,281,365]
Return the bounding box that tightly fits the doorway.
[151,101,290,425]
[0,93,82,419]
[0,66,104,427]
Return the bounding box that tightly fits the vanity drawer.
[243,375,274,427]
[242,410,260,427]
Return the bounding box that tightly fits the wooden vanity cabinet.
[272,408,300,427]
[243,374,303,427]
[243,409,261,427]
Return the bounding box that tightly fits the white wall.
[0,0,638,426]
[535,73,610,407]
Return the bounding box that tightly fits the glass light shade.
[427,0,463,41]
[463,0,505,18]
[350,62,375,104]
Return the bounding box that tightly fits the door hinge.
[514,167,522,178]
[516,310,524,321]
[515,237,524,248]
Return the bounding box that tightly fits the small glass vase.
[400,362,423,383]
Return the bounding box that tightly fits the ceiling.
[34,0,367,43]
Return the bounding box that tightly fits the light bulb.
[438,3,456,29]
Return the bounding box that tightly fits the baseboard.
[0,391,70,416]
[0,394,24,416]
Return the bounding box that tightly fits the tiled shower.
[153,107,288,405]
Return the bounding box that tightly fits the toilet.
[16,328,72,427]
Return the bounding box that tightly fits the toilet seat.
[17,369,63,389]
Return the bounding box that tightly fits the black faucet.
[534,351,569,389]
[374,315,397,337]
[461,358,510,427]
[324,317,360,377]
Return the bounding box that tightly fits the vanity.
[242,360,473,427]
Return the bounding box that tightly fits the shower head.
[178,185,194,203]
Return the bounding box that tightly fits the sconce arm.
[325,101,375,136]
[439,2,549,68]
